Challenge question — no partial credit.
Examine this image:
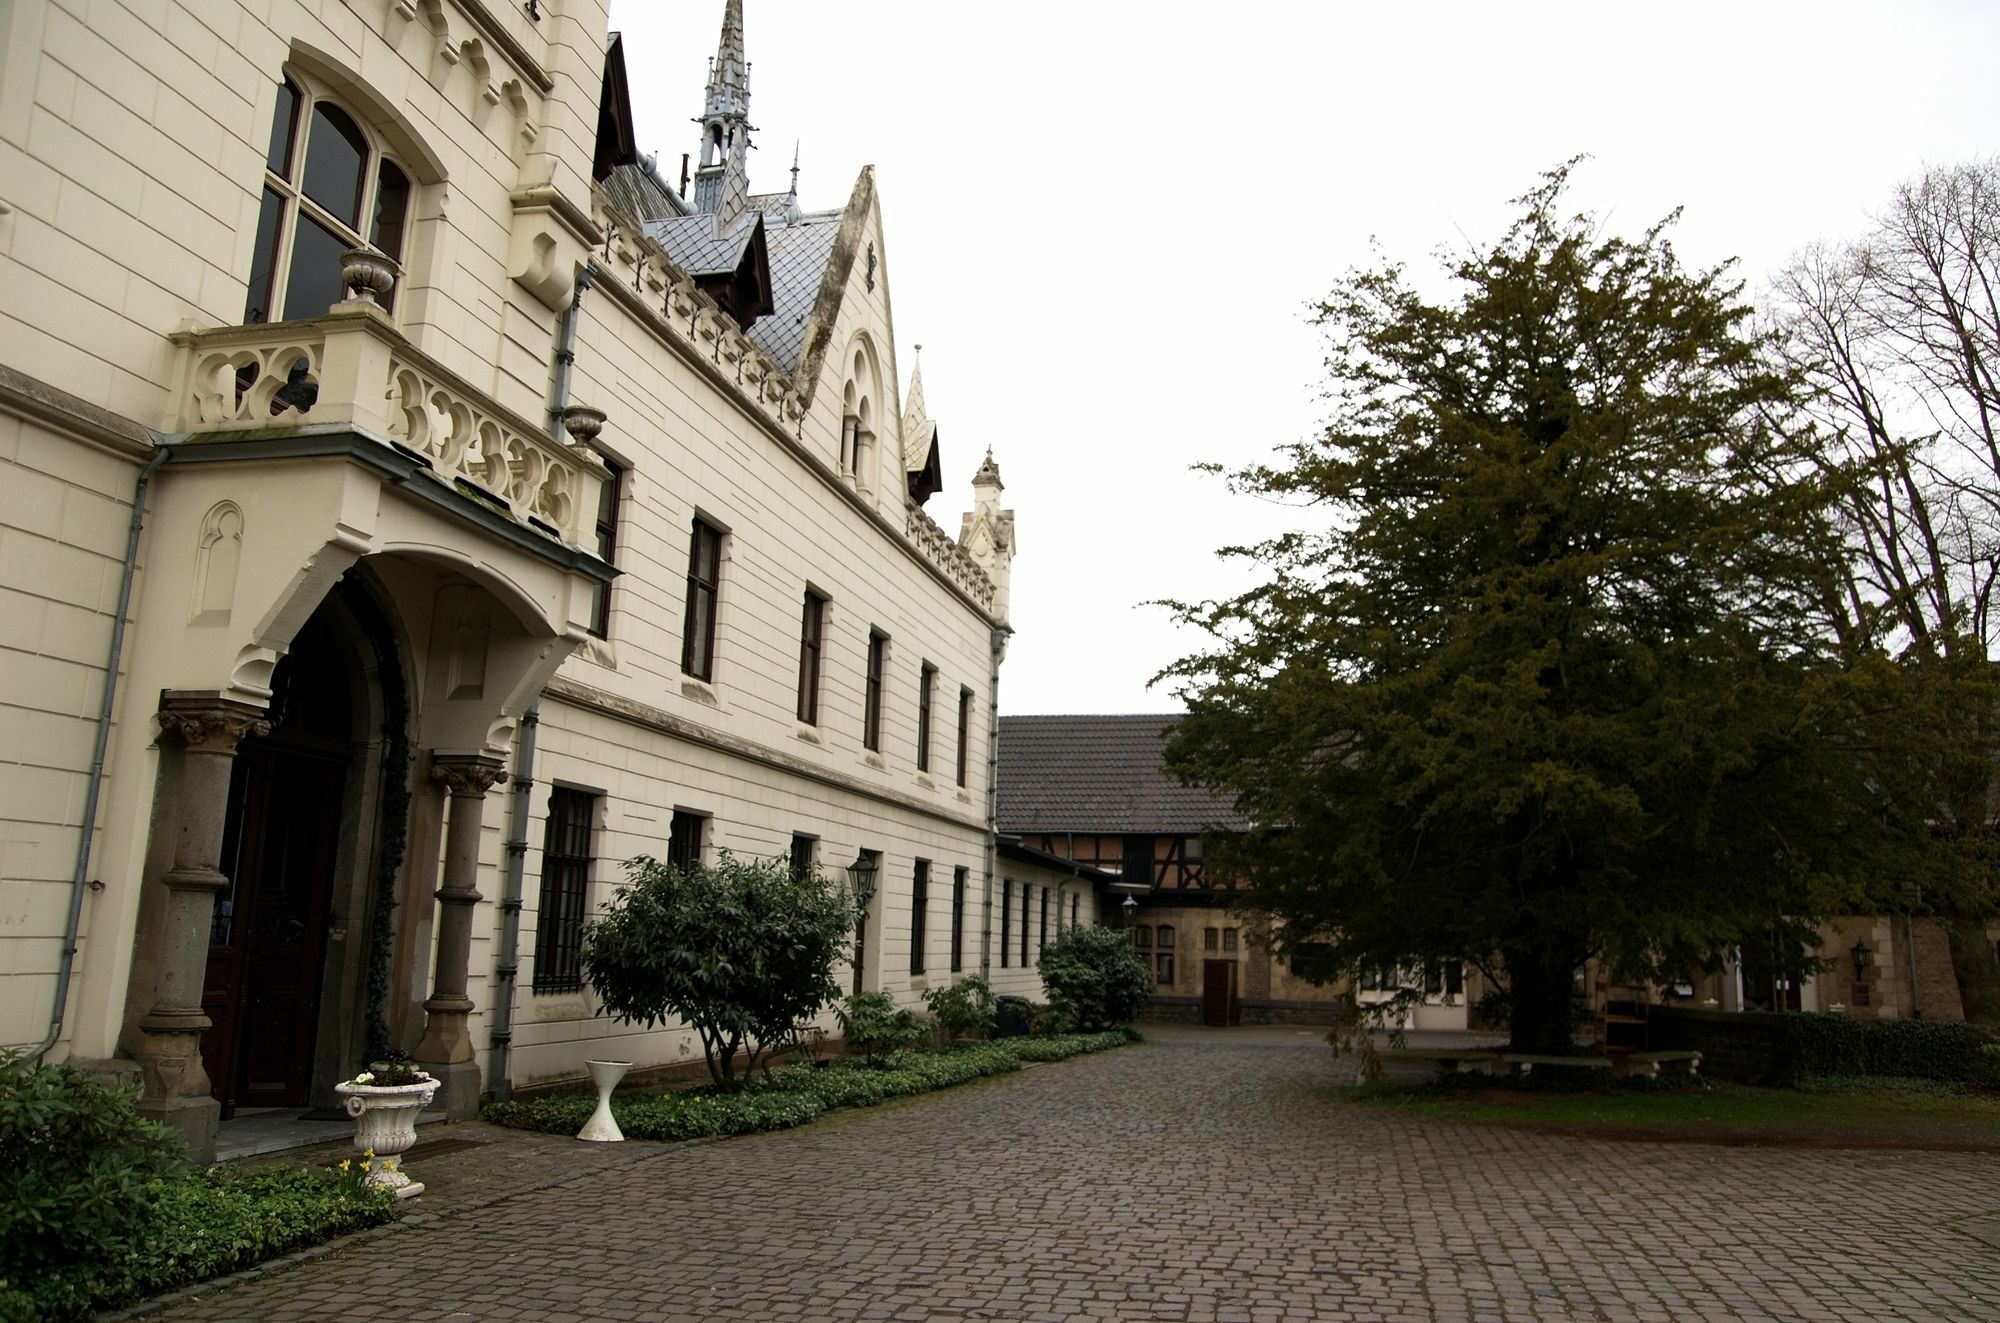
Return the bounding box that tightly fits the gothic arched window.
[245,76,412,323]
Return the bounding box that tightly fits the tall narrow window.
[1156,925,1176,985]
[1019,884,1031,967]
[667,810,704,874]
[950,867,967,973]
[247,77,412,323]
[1000,879,1012,968]
[589,460,624,638]
[955,688,973,787]
[789,833,816,882]
[682,519,722,681]
[909,859,929,975]
[916,663,937,772]
[1038,888,1050,957]
[531,787,595,992]
[863,630,887,752]
[796,590,827,723]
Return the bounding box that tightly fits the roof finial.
[789,140,801,198]
[691,0,753,223]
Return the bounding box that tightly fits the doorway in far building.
[1202,959,1238,1027]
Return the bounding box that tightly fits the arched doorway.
[198,579,405,1116]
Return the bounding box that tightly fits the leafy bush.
[1035,925,1154,1031]
[923,975,997,1040]
[836,991,929,1063]
[0,1167,390,1319]
[1658,1008,2000,1087]
[581,851,860,1090]
[1,1052,187,1318]
[482,1033,1135,1139]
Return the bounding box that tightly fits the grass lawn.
[1342,1076,2000,1150]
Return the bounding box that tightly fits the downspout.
[31,444,170,1063]
[488,261,596,1098]
[980,625,1009,981]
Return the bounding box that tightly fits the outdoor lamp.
[1120,894,1138,923]
[1850,937,1871,981]
[846,849,878,904]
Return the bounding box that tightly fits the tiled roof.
[602,159,691,221]
[996,714,1247,834]
[642,211,761,279]
[746,210,842,373]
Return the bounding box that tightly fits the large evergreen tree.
[1160,165,1942,1052]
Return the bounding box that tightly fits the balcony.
[165,294,605,549]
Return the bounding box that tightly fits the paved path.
[141,1025,2000,1322]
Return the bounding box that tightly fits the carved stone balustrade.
[167,306,607,547]
[907,506,996,612]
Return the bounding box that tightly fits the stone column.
[412,754,507,1118]
[135,692,270,1161]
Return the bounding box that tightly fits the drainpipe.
[486,704,539,1101]
[30,444,170,1063]
[979,625,1009,981]
[487,261,596,1097]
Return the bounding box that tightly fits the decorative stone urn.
[577,1059,632,1143]
[334,1072,438,1199]
[338,247,398,305]
[561,404,607,447]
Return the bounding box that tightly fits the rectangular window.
[1204,926,1219,952]
[916,663,937,773]
[796,590,827,724]
[589,461,624,638]
[1038,888,1050,956]
[681,519,722,681]
[863,630,887,752]
[1122,834,1156,885]
[1000,878,1012,967]
[531,787,595,992]
[1156,924,1176,985]
[955,688,973,787]
[1070,894,1079,930]
[1288,942,1332,979]
[1020,884,1032,967]
[1222,928,1238,954]
[909,859,929,975]
[667,809,704,874]
[950,867,966,973]
[789,833,816,883]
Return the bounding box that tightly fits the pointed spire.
[902,344,927,433]
[789,140,801,199]
[973,447,1003,490]
[691,0,753,224]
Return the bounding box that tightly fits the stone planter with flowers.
[332,1050,437,1199]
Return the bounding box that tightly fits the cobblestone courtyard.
[141,1026,2000,1323]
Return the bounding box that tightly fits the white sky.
[607,1,2000,717]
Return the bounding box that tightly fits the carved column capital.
[431,755,509,798]
[158,692,272,755]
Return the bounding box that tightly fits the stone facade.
[0,0,1021,1158]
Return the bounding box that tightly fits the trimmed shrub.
[1,1052,187,1319]
[836,991,929,1063]
[1035,925,1154,1031]
[923,975,997,1041]
[1652,1007,2000,1087]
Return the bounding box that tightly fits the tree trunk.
[1505,945,1583,1055]
[1945,917,2000,1026]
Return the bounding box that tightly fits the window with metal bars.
[531,787,595,993]
[789,833,816,882]
[950,867,966,972]
[682,519,722,680]
[909,859,929,974]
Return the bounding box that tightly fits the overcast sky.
[607,1,2000,716]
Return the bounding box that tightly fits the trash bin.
[994,995,1030,1038]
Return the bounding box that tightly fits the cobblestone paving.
[143,1025,2000,1322]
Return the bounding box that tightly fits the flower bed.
[481,1031,1134,1140]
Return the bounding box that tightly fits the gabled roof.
[996,714,1248,835]
[747,207,843,373]
[644,210,762,279]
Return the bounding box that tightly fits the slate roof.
[602,158,691,222]
[996,714,1248,835]
[642,211,762,279]
[746,209,843,373]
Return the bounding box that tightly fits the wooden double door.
[200,627,354,1116]
[1202,958,1240,1027]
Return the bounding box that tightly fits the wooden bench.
[1498,1053,1615,1077]
[1619,1050,1701,1080]
[1377,1049,1503,1084]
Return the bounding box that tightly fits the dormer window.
[246,76,411,323]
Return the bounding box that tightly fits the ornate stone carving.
[431,756,509,797]
[157,693,271,754]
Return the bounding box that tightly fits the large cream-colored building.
[0,0,1095,1161]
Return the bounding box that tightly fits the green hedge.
[483,1031,1133,1140]
[1786,1015,2000,1084]
[3,1165,396,1322]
